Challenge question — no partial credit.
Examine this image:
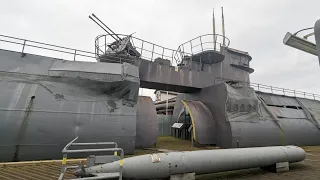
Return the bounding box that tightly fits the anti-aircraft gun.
[89,14,141,63]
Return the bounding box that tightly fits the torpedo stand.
[58,137,124,180]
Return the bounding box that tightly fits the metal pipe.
[72,142,118,146]
[63,148,122,153]
[77,146,306,179]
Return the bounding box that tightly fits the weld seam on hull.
[0,108,135,116]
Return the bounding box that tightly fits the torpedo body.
[77,146,306,179]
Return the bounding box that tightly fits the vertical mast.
[221,7,226,46]
[213,8,217,51]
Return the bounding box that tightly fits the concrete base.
[261,162,289,173]
[170,172,195,180]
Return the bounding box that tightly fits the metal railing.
[216,77,320,100]
[0,34,135,64]
[95,34,186,65]
[95,33,230,66]
[1,33,229,66]
[251,82,320,100]
[58,137,124,180]
[175,34,230,64]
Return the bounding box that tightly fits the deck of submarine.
[0,136,319,180]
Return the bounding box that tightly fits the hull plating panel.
[0,80,137,162]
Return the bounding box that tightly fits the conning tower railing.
[95,34,185,65]
[95,33,230,66]
[175,34,230,65]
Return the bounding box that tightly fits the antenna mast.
[221,7,226,46]
[213,8,217,51]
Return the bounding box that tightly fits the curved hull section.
[173,83,320,148]
[0,50,140,162]
[181,100,215,144]
[135,96,158,148]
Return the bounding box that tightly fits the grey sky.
[1,0,320,99]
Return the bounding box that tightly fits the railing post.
[190,41,193,55]
[257,84,260,91]
[200,36,204,52]
[271,86,273,93]
[172,50,174,65]
[313,94,316,100]
[214,35,217,51]
[161,47,164,59]
[151,44,154,61]
[283,88,285,96]
[97,37,99,56]
[182,45,185,58]
[73,50,77,61]
[141,41,144,56]
[104,35,107,54]
[304,92,306,98]
[21,39,27,57]
[294,90,296,97]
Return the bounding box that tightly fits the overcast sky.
[1,0,320,99]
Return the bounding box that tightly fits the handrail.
[0,34,136,64]
[174,34,230,65]
[58,137,124,180]
[1,33,228,66]
[179,34,230,47]
[216,77,320,101]
[95,34,188,65]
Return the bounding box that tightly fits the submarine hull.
[0,49,140,162]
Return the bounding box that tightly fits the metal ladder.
[58,137,124,180]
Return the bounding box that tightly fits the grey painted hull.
[0,50,139,162]
[173,83,320,148]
